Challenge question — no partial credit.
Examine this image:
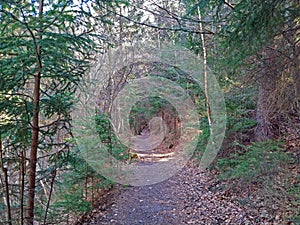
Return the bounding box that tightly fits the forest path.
[130,128,176,163]
[77,132,254,225]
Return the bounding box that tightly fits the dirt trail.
[78,132,259,225]
[93,177,183,225]
[78,162,257,225]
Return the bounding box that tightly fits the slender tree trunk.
[85,162,88,200]
[20,117,26,225]
[43,168,56,225]
[198,7,212,130]
[26,1,44,224]
[20,148,26,225]
[0,136,12,225]
[3,168,12,225]
[91,176,94,205]
[26,56,41,224]
[292,38,300,111]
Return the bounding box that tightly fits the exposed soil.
[76,130,299,225]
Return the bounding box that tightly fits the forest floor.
[76,131,299,225]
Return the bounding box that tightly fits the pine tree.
[0,1,101,223]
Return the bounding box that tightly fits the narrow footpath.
[77,131,275,225]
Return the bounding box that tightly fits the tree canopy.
[0,0,299,224]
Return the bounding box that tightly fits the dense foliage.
[0,0,299,224]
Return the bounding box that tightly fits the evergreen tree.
[0,1,102,223]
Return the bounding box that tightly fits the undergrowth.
[216,140,299,223]
[216,140,293,183]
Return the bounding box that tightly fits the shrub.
[217,140,293,182]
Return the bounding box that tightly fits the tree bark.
[198,7,212,132]
[255,47,280,141]
[3,168,12,225]
[0,136,12,225]
[256,76,276,140]
[20,118,26,225]
[26,1,44,224]
[43,168,56,225]
[26,58,41,225]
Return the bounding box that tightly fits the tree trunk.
[256,76,277,140]
[0,136,12,225]
[26,61,41,225]
[26,1,44,224]
[198,6,213,133]
[255,48,280,141]
[292,38,300,112]
[43,168,56,225]
[3,168,12,225]
[20,118,26,225]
